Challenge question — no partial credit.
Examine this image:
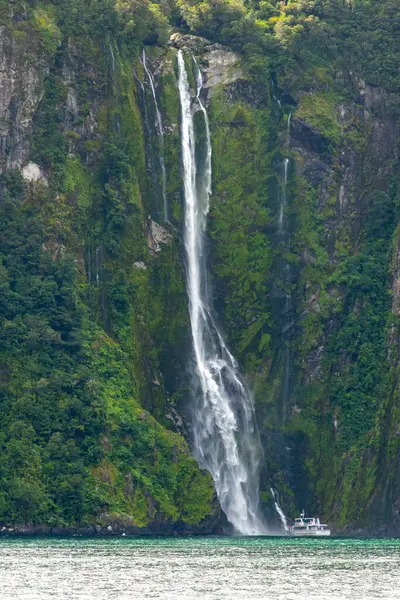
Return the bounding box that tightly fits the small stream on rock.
[271,110,294,529]
[142,50,168,222]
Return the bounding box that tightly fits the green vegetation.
[0,169,213,527]
[296,93,341,148]
[1,0,400,532]
[209,89,274,374]
[0,1,216,529]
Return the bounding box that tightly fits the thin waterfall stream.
[278,158,289,233]
[270,488,289,531]
[272,111,293,530]
[142,50,168,222]
[177,50,266,535]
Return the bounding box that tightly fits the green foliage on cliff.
[209,89,274,373]
[0,3,217,529]
[296,93,341,148]
[0,170,213,527]
[290,141,400,526]
[1,0,400,534]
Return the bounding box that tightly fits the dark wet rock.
[291,117,332,158]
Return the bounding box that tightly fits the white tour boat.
[289,512,331,536]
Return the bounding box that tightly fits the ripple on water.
[0,537,400,599]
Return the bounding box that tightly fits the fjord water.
[1,536,400,599]
[177,51,265,535]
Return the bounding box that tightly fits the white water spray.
[270,488,289,531]
[278,158,289,233]
[177,50,266,535]
[271,79,282,109]
[109,42,115,74]
[142,50,168,222]
[193,57,212,211]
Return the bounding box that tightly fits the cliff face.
[286,79,400,533]
[1,0,400,534]
[0,2,216,532]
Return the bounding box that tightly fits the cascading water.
[271,79,282,109]
[270,488,289,531]
[287,112,292,142]
[271,112,293,530]
[177,50,266,535]
[278,158,289,233]
[278,114,291,233]
[109,42,115,75]
[193,57,212,210]
[142,50,168,222]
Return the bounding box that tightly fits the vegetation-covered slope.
[0,0,214,531]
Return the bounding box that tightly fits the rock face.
[0,25,47,171]
[21,161,47,184]
[392,230,400,317]
[291,118,331,157]
[285,72,400,533]
[169,33,243,93]
[202,49,243,91]
[147,219,173,254]
[0,14,218,534]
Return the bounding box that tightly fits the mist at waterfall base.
[177,50,267,536]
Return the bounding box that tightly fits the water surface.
[1,536,399,599]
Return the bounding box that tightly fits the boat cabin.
[293,516,329,532]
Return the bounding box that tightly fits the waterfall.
[177,50,266,536]
[193,57,212,210]
[142,50,168,222]
[270,488,289,532]
[271,79,281,108]
[95,246,101,286]
[278,158,289,233]
[133,67,155,190]
[278,113,291,232]
[109,41,115,74]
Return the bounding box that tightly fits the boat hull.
[291,530,331,537]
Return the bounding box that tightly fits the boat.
[288,512,331,536]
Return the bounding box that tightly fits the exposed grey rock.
[66,87,78,116]
[169,33,212,54]
[202,49,243,91]
[0,25,48,171]
[147,218,172,254]
[21,161,48,185]
[291,117,331,157]
[364,83,387,112]
[169,33,243,95]
[134,261,147,270]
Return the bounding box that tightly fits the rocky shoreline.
[0,522,224,537]
[1,523,399,538]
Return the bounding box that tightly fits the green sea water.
[1,536,399,599]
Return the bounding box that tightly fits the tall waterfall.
[142,50,168,222]
[177,50,266,535]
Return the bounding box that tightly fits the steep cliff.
[0,0,216,533]
[0,0,399,534]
